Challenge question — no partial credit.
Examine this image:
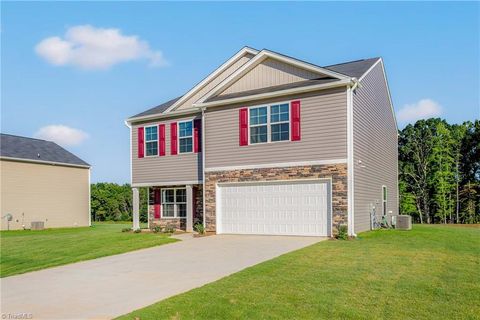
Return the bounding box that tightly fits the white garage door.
[217,180,331,236]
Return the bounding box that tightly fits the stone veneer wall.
[149,184,203,231]
[204,164,348,235]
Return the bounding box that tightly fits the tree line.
[399,118,479,224]
[90,183,148,222]
[90,118,479,225]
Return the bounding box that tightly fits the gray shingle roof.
[0,134,90,167]
[129,55,381,120]
[206,78,339,103]
[324,57,380,78]
[130,96,182,119]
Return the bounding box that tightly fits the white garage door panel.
[218,180,330,236]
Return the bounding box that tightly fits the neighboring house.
[0,134,91,230]
[126,47,398,237]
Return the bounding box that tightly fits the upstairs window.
[145,126,158,156]
[179,121,193,153]
[249,107,268,143]
[270,103,290,142]
[249,103,290,144]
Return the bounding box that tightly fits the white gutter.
[0,156,91,169]
[194,79,353,109]
[126,108,200,125]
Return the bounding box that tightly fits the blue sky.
[2,2,479,183]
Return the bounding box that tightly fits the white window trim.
[381,185,387,217]
[144,125,159,157]
[178,120,194,154]
[247,101,291,146]
[161,187,187,219]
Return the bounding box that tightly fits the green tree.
[398,118,478,224]
[450,123,467,223]
[459,182,478,223]
[431,121,455,223]
[90,183,148,222]
[399,119,437,223]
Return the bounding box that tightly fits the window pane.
[271,104,289,123]
[176,189,186,203]
[250,125,267,144]
[383,187,387,201]
[271,105,279,114]
[163,204,174,217]
[163,189,174,203]
[179,137,193,153]
[271,123,289,142]
[250,107,267,126]
[177,204,187,217]
[145,126,158,141]
[146,141,158,156]
[179,121,192,137]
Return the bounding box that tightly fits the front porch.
[132,184,203,232]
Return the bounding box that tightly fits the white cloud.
[35,125,89,146]
[35,25,167,70]
[397,99,443,124]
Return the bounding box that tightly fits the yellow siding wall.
[0,160,90,230]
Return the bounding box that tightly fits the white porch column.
[186,185,193,232]
[132,187,140,230]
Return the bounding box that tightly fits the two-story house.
[126,47,398,237]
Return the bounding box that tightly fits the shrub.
[336,224,348,240]
[133,229,142,233]
[152,225,162,233]
[194,223,205,235]
[163,224,175,234]
[121,228,131,233]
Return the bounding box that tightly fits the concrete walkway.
[1,235,323,320]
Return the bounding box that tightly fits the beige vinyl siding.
[219,58,322,96]
[131,115,203,185]
[353,61,398,233]
[0,160,89,230]
[175,54,254,111]
[205,88,347,169]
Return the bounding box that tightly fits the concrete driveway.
[1,235,323,320]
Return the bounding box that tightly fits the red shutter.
[193,119,202,153]
[159,124,166,156]
[170,122,178,155]
[239,108,248,146]
[154,189,161,219]
[291,100,301,141]
[138,127,144,158]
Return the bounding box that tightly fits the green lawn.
[118,225,480,320]
[0,222,177,277]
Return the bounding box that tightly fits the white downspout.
[201,107,206,228]
[347,78,359,237]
